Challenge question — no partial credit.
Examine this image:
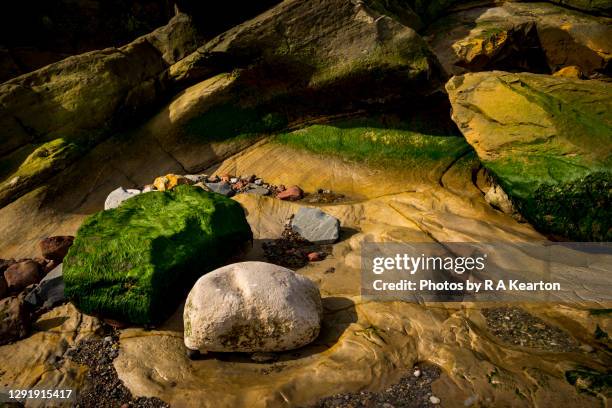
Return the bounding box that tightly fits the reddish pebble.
[39,236,74,262]
[276,185,304,201]
[308,252,322,262]
[4,260,41,292]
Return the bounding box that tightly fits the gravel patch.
[66,330,170,408]
[310,364,442,408]
[483,307,579,352]
[262,218,332,269]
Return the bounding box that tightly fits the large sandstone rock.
[547,0,612,15]
[64,185,252,325]
[169,0,439,97]
[426,2,611,77]
[184,261,322,352]
[447,71,611,241]
[0,12,202,208]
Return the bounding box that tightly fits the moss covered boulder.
[63,185,252,325]
[447,71,611,241]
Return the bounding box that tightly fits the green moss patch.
[185,104,287,143]
[273,117,471,170]
[63,185,252,325]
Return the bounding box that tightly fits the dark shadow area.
[0,0,282,81]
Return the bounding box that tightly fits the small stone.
[205,182,235,197]
[184,174,207,183]
[553,65,583,79]
[0,296,30,345]
[39,236,74,262]
[307,252,323,262]
[142,184,156,193]
[413,369,421,377]
[291,207,340,244]
[103,336,113,343]
[104,187,141,210]
[153,174,191,191]
[276,185,303,201]
[230,177,239,184]
[430,395,441,404]
[5,261,41,292]
[254,179,263,185]
[579,344,594,353]
[245,185,270,196]
[233,180,248,190]
[24,264,65,310]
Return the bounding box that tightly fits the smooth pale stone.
[104,187,141,210]
[184,261,322,353]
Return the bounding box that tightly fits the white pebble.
[429,395,441,404]
[413,369,421,377]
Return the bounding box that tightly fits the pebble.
[307,252,323,262]
[104,187,141,210]
[430,395,441,404]
[245,186,270,196]
[230,177,239,184]
[205,182,235,197]
[413,369,421,378]
[276,185,303,201]
[254,179,263,185]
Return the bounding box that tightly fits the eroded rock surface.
[426,2,612,77]
[447,71,611,240]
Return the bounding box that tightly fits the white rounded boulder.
[184,262,323,353]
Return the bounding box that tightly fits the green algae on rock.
[447,71,612,241]
[63,185,253,325]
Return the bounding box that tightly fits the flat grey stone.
[184,174,208,183]
[205,182,235,197]
[291,207,340,244]
[25,264,65,309]
[244,185,270,196]
[104,187,141,210]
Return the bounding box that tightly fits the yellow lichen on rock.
[153,174,192,191]
[553,65,584,79]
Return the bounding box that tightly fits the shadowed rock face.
[169,0,439,89]
[0,0,282,82]
[426,2,611,77]
[447,71,611,241]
